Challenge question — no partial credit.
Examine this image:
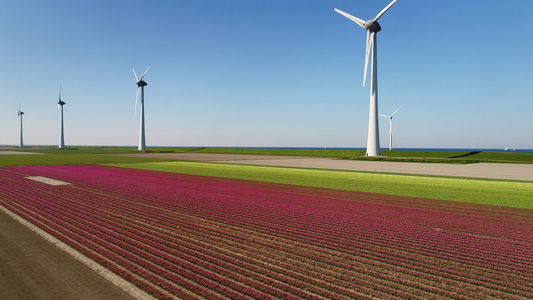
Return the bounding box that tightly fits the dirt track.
[118,153,533,181]
[0,207,138,300]
[0,151,45,155]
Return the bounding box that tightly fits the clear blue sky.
[1,0,532,149]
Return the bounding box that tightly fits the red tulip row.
[1,168,394,299]
[0,179,384,299]
[2,165,528,298]
[19,164,533,242]
[45,171,532,282]
[4,168,532,284]
[1,165,532,299]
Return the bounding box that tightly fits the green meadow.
[112,161,533,209]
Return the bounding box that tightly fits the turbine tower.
[58,88,66,149]
[335,0,398,156]
[17,105,24,148]
[133,66,150,151]
[379,104,403,151]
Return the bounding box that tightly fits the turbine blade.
[334,8,366,28]
[133,68,139,82]
[391,104,404,117]
[135,87,140,113]
[363,31,373,87]
[374,0,398,22]
[139,66,150,81]
[378,114,389,118]
[58,86,64,110]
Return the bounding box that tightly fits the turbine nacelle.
[58,87,66,108]
[133,66,150,113]
[18,111,24,116]
[335,0,397,87]
[364,20,381,33]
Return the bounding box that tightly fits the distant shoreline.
[1,145,532,153]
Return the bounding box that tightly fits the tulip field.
[0,164,532,299]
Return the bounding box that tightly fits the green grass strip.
[0,154,175,167]
[112,161,533,210]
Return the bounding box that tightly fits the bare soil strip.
[0,206,148,300]
[116,153,533,181]
[26,176,71,186]
[0,151,45,155]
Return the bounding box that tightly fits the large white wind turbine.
[58,87,66,149]
[379,104,403,151]
[335,0,398,156]
[133,66,150,151]
[17,105,24,148]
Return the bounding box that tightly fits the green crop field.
[2,146,532,209]
[112,161,533,209]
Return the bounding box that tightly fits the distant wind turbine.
[58,87,66,149]
[335,0,398,156]
[17,105,24,148]
[133,66,150,151]
[379,104,403,151]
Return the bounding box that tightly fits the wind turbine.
[133,66,150,151]
[379,104,403,151]
[58,87,66,149]
[17,105,24,148]
[335,0,398,156]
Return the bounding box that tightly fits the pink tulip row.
[1,166,532,299]
[4,165,532,298]
[2,170,384,299]
[1,171,412,298]
[46,176,524,298]
[27,164,532,242]
[1,183,383,299]
[66,171,530,282]
[2,166,528,298]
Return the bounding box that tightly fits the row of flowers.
[42,173,532,292]
[2,184,383,299]
[1,166,532,299]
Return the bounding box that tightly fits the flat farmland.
[1,165,532,299]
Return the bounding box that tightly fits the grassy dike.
[111,161,533,210]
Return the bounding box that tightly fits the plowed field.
[1,165,532,299]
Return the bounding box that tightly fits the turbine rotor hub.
[365,20,381,32]
[137,80,148,87]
